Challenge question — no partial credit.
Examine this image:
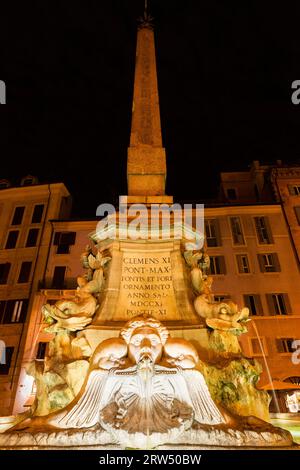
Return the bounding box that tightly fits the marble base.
[0,422,295,450]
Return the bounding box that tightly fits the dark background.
[0,0,299,217]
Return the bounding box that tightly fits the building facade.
[0,178,71,415]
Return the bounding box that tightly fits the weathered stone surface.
[0,422,294,449]
[199,358,270,421]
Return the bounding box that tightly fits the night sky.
[1,1,299,217]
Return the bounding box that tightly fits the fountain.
[0,7,297,450]
[0,239,295,449]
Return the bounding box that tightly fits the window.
[0,263,10,284]
[18,262,32,283]
[276,338,295,354]
[209,256,226,275]
[230,217,245,245]
[227,188,237,200]
[0,300,28,323]
[254,217,273,244]
[26,228,39,247]
[266,293,291,316]
[0,179,10,189]
[294,207,300,225]
[288,185,300,196]
[5,230,19,249]
[32,204,44,224]
[214,295,231,302]
[21,175,37,186]
[205,220,221,247]
[0,341,5,364]
[51,266,67,289]
[236,254,250,273]
[254,184,260,201]
[250,337,267,356]
[243,294,263,316]
[11,206,25,225]
[54,232,76,254]
[0,347,14,375]
[257,253,281,273]
[36,342,47,360]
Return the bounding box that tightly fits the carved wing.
[50,369,109,429]
[179,369,225,425]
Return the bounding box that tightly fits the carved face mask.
[128,327,163,367]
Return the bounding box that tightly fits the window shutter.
[273,253,281,272]
[254,294,263,316]
[219,256,226,274]
[266,294,275,316]
[283,294,292,314]
[68,232,76,245]
[264,217,273,244]
[236,255,242,273]
[254,217,261,239]
[257,254,265,272]
[214,219,222,247]
[294,207,300,225]
[276,339,284,353]
[0,263,10,284]
[4,263,10,282]
[0,301,5,323]
[288,185,296,196]
[0,347,14,375]
[20,300,29,323]
[53,232,61,245]
[243,295,251,312]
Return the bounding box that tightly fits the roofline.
[0,182,71,196]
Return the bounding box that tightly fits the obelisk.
[126,10,172,204]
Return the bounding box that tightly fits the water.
[251,320,281,414]
[271,417,300,444]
